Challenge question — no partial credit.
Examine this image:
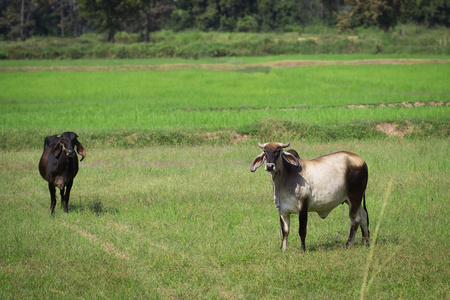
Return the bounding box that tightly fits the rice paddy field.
[0,55,449,299]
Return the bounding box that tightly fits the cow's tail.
[363,193,369,233]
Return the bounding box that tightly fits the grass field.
[0,56,449,298]
[0,57,449,148]
[1,140,448,298]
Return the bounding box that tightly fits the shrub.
[237,16,258,32]
[0,24,448,59]
[0,49,9,59]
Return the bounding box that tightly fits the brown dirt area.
[348,101,449,109]
[1,59,449,73]
[376,122,413,137]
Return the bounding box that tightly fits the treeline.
[0,0,449,42]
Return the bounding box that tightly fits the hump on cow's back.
[44,135,60,148]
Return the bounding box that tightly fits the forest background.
[1,0,449,43]
[1,0,449,60]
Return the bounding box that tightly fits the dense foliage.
[0,0,448,42]
[1,25,449,60]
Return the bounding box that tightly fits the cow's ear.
[53,144,62,159]
[251,152,265,172]
[75,140,86,162]
[282,151,299,167]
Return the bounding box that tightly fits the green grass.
[1,53,449,68]
[0,57,449,298]
[1,60,449,149]
[1,62,449,144]
[1,65,449,106]
[0,139,448,298]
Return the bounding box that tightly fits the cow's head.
[53,132,86,161]
[250,142,299,172]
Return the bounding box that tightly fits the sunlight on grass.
[1,139,448,298]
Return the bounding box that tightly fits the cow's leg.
[299,207,308,252]
[60,187,65,211]
[359,205,370,246]
[62,179,73,213]
[347,163,368,247]
[280,214,290,251]
[49,183,57,215]
[346,203,361,248]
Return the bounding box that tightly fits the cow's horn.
[258,142,265,149]
[280,142,290,148]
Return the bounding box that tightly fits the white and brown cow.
[251,142,369,252]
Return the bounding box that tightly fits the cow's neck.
[269,162,285,210]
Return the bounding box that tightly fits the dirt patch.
[274,37,320,42]
[297,37,320,42]
[376,122,412,137]
[204,132,249,143]
[1,59,449,73]
[259,59,450,69]
[233,133,248,142]
[348,101,448,109]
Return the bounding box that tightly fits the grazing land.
[1,56,449,148]
[0,56,449,298]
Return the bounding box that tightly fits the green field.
[0,57,449,298]
[1,57,449,148]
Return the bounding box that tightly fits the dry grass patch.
[376,122,413,137]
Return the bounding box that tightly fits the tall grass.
[0,139,448,298]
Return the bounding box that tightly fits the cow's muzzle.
[265,163,275,172]
[65,149,75,158]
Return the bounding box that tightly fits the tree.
[80,0,138,42]
[67,0,83,38]
[136,0,174,43]
[406,0,450,27]
[257,0,312,32]
[336,0,405,32]
[194,0,219,31]
[20,0,25,40]
[0,0,36,40]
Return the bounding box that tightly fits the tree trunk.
[70,0,75,38]
[108,32,115,43]
[144,9,151,43]
[20,0,25,41]
[60,0,65,38]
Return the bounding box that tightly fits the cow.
[39,132,86,214]
[251,142,369,252]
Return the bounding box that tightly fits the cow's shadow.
[294,234,396,252]
[68,196,118,216]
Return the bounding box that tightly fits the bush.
[0,49,8,59]
[0,24,448,59]
[237,16,258,32]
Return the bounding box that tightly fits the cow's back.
[302,151,365,218]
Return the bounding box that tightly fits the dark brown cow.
[39,132,86,214]
[251,142,369,252]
